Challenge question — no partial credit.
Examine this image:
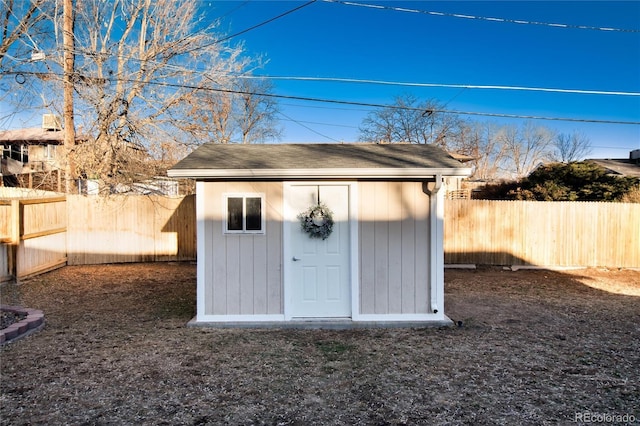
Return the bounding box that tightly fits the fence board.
[444,200,640,267]
[66,195,196,265]
[0,244,9,282]
[21,198,67,239]
[0,202,10,241]
[0,195,68,280]
[17,232,67,278]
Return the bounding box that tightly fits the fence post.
[8,200,21,279]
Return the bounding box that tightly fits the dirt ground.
[1,263,639,425]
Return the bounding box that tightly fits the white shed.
[168,143,471,328]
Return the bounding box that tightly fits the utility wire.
[215,0,251,20]
[277,111,341,142]
[236,75,640,97]
[27,31,639,99]
[59,50,640,98]
[128,76,640,126]
[279,119,359,129]
[322,0,640,33]
[5,71,640,125]
[183,0,316,53]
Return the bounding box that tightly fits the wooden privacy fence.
[1,193,196,281]
[66,195,196,265]
[444,200,640,268]
[2,195,639,280]
[0,196,67,282]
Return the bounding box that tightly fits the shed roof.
[168,143,472,180]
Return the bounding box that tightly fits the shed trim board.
[429,176,446,319]
[196,181,206,322]
[171,143,472,326]
[169,167,470,180]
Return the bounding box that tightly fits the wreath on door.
[298,203,334,240]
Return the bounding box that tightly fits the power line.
[62,49,640,98]
[236,75,640,97]
[136,78,640,126]
[184,0,316,53]
[280,102,371,113]
[322,0,640,33]
[5,71,640,126]
[278,116,359,129]
[277,111,341,142]
[215,0,251,20]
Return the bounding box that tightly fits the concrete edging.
[0,305,45,346]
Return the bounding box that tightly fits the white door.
[287,184,351,318]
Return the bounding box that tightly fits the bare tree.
[235,78,283,144]
[53,0,277,189]
[189,77,282,144]
[0,0,49,69]
[358,94,460,148]
[498,122,554,178]
[552,132,592,162]
[0,0,55,116]
[2,0,282,192]
[451,121,508,180]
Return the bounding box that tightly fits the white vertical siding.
[400,182,417,313]
[387,182,403,313]
[415,182,431,314]
[265,183,283,314]
[358,182,376,312]
[202,181,283,316]
[359,181,431,315]
[373,181,389,314]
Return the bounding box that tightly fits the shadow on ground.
[1,263,638,425]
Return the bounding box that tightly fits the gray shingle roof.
[169,143,471,180]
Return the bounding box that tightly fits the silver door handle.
[292,256,301,261]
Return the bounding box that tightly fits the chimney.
[42,114,62,131]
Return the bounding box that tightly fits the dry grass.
[1,263,639,425]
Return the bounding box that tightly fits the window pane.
[245,197,262,231]
[227,197,243,231]
[20,144,28,163]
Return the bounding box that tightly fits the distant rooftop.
[0,128,88,144]
[0,128,64,144]
[588,158,640,178]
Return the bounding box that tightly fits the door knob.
[292,256,301,261]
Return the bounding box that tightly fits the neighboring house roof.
[0,128,89,144]
[588,159,640,178]
[447,152,475,163]
[168,143,473,180]
[0,128,65,144]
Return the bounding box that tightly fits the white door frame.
[283,181,359,321]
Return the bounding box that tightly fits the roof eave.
[167,167,473,180]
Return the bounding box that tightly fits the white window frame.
[223,193,266,234]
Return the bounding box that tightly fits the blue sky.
[212,0,640,159]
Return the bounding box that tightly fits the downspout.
[428,174,445,315]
